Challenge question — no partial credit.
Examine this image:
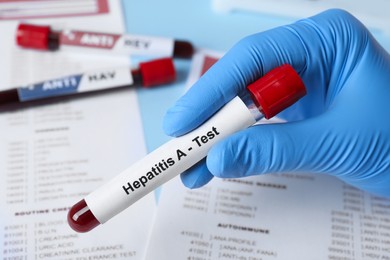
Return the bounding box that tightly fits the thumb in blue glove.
[163,9,390,197]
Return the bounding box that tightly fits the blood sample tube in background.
[0,58,175,107]
[68,64,307,233]
[16,23,194,59]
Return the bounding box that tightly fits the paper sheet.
[212,0,390,34]
[0,90,155,259]
[0,89,156,259]
[0,0,109,20]
[144,52,390,260]
[0,1,157,259]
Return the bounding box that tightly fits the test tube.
[16,23,194,59]
[0,57,175,107]
[68,64,306,232]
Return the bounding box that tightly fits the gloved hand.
[163,9,390,197]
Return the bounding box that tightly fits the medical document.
[145,52,390,260]
[0,1,157,259]
[0,89,156,259]
[146,174,390,259]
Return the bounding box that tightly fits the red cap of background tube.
[139,58,176,87]
[247,64,306,119]
[16,24,50,50]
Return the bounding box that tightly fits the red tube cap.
[68,199,100,233]
[247,64,306,119]
[16,24,51,50]
[139,58,176,87]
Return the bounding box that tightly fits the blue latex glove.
[163,9,390,197]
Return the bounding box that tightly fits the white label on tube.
[77,67,133,93]
[114,34,175,57]
[60,30,175,57]
[85,96,258,224]
[17,67,133,102]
